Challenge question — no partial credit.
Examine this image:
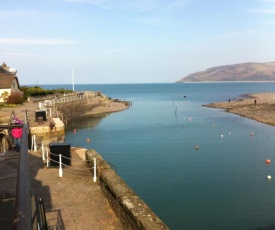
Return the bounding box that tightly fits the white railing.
[38,142,97,182]
[39,94,94,110]
[38,94,95,120]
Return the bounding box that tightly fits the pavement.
[29,148,123,230]
[0,101,124,229]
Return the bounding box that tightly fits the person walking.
[11,117,22,152]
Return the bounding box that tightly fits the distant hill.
[176,62,275,83]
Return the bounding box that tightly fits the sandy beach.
[204,92,275,126]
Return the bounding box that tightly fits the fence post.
[59,154,63,177]
[34,135,37,151]
[46,149,49,168]
[31,135,33,151]
[3,137,6,154]
[41,142,45,161]
[93,157,97,182]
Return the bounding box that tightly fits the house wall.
[11,78,22,94]
[0,88,11,102]
[0,79,22,103]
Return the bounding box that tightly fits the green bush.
[20,86,73,101]
[6,92,24,104]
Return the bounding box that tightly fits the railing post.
[3,136,6,154]
[31,135,33,151]
[59,154,63,177]
[33,135,37,151]
[41,142,45,161]
[93,157,97,182]
[46,149,49,168]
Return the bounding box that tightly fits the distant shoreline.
[178,81,275,83]
[204,92,275,126]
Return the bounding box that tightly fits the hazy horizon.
[1,0,275,85]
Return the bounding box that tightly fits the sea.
[39,82,275,230]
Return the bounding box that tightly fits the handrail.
[13,124,32,230]
[31,195,48,230]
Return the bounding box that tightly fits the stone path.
[0,100,124,229]
[0,148,123,230]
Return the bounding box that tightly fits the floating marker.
[221,135,224,138]
[74,129,77,133]
[267,175,272,180]
[266,159,271,164]
[229,132,231,135]
[86,138,90,142]
[250,132,254,136]
[195,146,199,150]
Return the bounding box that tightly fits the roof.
[0,72,20,89]
[0,62,17,74]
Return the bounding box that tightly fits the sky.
[1,0,275,85]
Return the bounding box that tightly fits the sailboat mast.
[72,68,74,92]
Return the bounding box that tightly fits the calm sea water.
[41,83,275,230]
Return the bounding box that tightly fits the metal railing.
[31,195,48,230]
[13,124,48,230]
[13,124,32,230]
[38,94,94,110]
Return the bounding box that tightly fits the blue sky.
[1,0,275,85]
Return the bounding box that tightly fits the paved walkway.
[0,148,123,230]
[0,101,124,229]
[30,148,123,230]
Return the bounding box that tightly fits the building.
[0,62,23,103]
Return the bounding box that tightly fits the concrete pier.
[0,100,169,229]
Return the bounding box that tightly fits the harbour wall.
[29,118,65,148]
[86,149,169,230]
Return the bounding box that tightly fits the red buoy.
[74,129,77,133]
[266,159,271,164]
[195,146,199,150]
[86,138,90,143]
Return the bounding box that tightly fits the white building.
[0,62,23,103]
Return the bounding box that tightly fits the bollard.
[93,157,97,182]
[3,138,6,154]
[31,135,33,151]
[33,135,37,151]
[41,142,45,161]
[59,154,63,177]
[46,149,49,168]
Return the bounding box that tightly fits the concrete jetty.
[0,98,169,229]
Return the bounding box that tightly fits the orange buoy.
[266,159,271,164]
[195,145,199,150]
[86,138,90,143]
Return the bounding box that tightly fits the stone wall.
[29,118,65,148]
[86,149,169,230]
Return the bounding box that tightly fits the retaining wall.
[86,149,169,230]
[30,118,65,148]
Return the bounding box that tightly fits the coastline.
[82,101,129,116]
[204,92,275,126]
[0,96,129,125]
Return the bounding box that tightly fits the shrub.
[20,86,73,101]
[6,91,24,104]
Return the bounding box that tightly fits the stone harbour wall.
[86,149,169,230]
[29,118,65,148]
